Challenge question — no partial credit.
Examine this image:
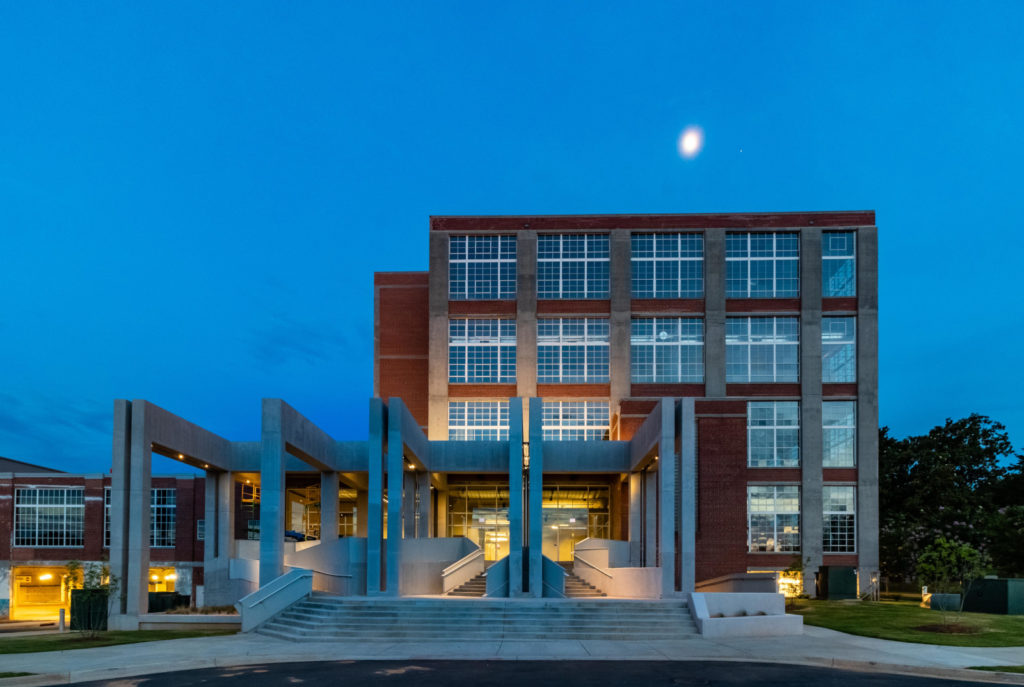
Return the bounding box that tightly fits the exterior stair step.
[445,571,487,597]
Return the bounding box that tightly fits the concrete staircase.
[446,572,487,597]
[563,571,606,598]
[257,594,697,642]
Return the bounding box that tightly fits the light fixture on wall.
[522,441,530,469]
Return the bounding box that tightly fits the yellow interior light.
[164,573,177,581]
[151,575,159,581]
[38,573,53,581]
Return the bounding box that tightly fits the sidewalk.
[2,626,1024,685]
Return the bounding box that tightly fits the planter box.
[927,593,961,611]
[70,589,110,632]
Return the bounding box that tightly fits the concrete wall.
[398,538,477,596]
[689,592,803,637]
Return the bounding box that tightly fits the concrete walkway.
[2,626,1024,685]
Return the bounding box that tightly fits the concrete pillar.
[678,398,697,593]
[435,489,448,538]
[704,229,727,397]
[657,400,676,596]
[857,226,880,591]
[321,471,339,541]
[427,232,449,440]
[259,400,287,586]
[366,399,386,594]
[124,401,152,620]
[527,397,544,597]
[386,399,407,595]
[109,399,133,620]
[416,471,431,538]
[203,471,217,564]
[644,469,658,568]
[507,398,525,596]
[516,233,538,414]
[356,490,368,538]
[609,229,632,416]
[800,229,824,595]
[403,471,416,539]
[628,471,643,566]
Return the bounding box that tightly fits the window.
[823,401,856,467]
[823,486,856,553]
[748,402,800,467]
[197,519,205,542]
[631,233,703,298]
[104,487,111,548]
[822,317,856,383]
[823,231,856,297]
[537,234,609,299]
[247,519,260,541]
[151,488,177,548]
[747,485,800,553]
[14,487,85,548]
[541,401,610,440]
[449,235,517,300]
[448,319,516,383]
[726,232,799,298]
[537,318,609,383]
[448,401,510,440]
[630,317,704,382]
[726,317,799,382]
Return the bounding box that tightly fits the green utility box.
[147,591,191,612]
[817,566,857,600]
[963,578,1024,615]
[70,589,109,631]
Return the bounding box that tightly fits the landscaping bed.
[0,630,236,655]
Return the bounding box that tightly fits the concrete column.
[800,229,824,595]
[217,472,235,561]
[609,229,632,418]
[657,399,676,597]
[259,400,286,586]
[109,399,132,619]
[366,399,386,594]
[628,471,643,566]
[435,489,448,538]
[856,226,880,591]
[203,471,217,564]
[427,232,450,440]
[321,471,339,542]
[356,490,368,538]
[517,232,538,411]
[125,401,152,619]
[507,398,525,596]
[644,468,658,568]
[416,471,431,537]
[386,399,407,595]
[527,397,544,597]
[679,398,697,593]
[704,229,727,396]
[402,471,416,539]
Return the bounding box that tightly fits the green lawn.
[0,673,35,678]
[0,630,236,655]
[970,666,1024,674]
[789,599,1024,647]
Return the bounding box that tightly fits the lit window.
[537,318,609,383]
[822,317,856,383]
[630,317,704,383]
[449,235,517,300]
[823,401,856,467]
[747,485,800,553]
[104,487,111,548]
[151,488,177,548]
[448,319,516,383]
[197,519,205,542]
[448,401,510,441]
[726,232,799,298]
[726,317,799,383]
[631,233,703,298]
[541,401,610,440]
[822,232,856,297]
[823,486,856,553]
[748,401,800,467]
[537,234,609,299]
[14,487,85,548]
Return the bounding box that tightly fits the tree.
[916,536,988,621]
[64,560,118,637]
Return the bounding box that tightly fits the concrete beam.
[857,226,880,587]
[800,229,824,594]
[427,231,449,440]
[704,229,727,397]
[516,232,538,405]
[609,229,631,417]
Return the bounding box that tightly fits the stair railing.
[235,568,313,632]
[441,548,485,594]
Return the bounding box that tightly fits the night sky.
[1,2,1022,473]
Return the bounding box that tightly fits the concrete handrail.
[541,556,567,598]
[442,548,485,594]
[442,548,484,577]
[574,554,613,579]
[235,568,313,632]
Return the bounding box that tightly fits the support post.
[321,471,339,541]
[507,398,524,596]
[416,471,431,537]
[259,400,287,586]
[367,399,386,594]
[658,399,676,597]
[125,401,152,621]
[527,398,544,597]
[386,399,406,595]
[679,398,697,594]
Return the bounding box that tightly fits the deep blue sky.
[2,2,1022,472]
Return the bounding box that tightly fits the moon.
[678,126,704,159]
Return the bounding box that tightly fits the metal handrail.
[442,549,484,578]
[247,569,312,607]
[574,555,613,579]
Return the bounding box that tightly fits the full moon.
[678,126,704,159]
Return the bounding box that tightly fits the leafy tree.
[916,537,988,621]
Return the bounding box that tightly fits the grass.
[970,666,1024,674]
[788,599,1024,647]
[0,630,236,655]
[0,673,35,679]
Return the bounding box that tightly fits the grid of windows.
[630,233,704,298]
[823,231,856,297]
[448,319,517,383]
[537,318,610,383]
[726,317,799,382]
[537,234,610,299]
[630,317,704,383]
[541,401,610,440]
[823,401,856,467]
[822,317,856,383]
[151,488,177,548]
[747,485,800,553]
[726,232,799,298]
[104,487,111,548]
[823,486,856,553]
[748,402,800,467]
[14,487,85,548]
[448,401,510,440]
[449,235,517,300]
